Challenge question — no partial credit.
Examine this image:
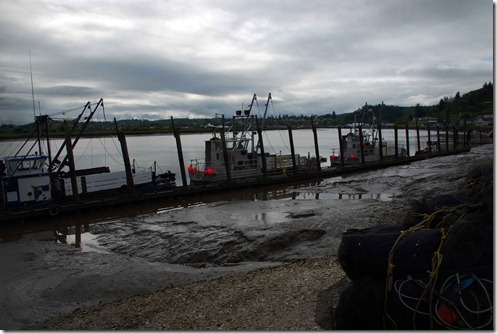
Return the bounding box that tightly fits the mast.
[29,50,36,119]
[29,50,43,155]
[261,92,271,130]
[254,93,271,154]
[54,99,103,173]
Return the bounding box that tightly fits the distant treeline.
[0,82,493,139]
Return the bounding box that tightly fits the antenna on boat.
[29,50,36,118]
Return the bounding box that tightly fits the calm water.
[0,128,432,186]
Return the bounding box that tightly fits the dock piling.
[394,124,399,158]
[436,126,441,152]
[453,126,457,150]
[287,126,297,175]
[445,125,450,151]
[64,121,79,200]
[220,115,232,181]
[358,125,365,163]
[311,115,321,171]
[337,126,345,166]
[256,117,267,178]
[171,117,188,187]
[415,119,421,153]
[115,118,135,193]
[376,118,384,161]
[427,121,432,153]
[405,124,410,157]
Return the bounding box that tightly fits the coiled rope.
[383,204,469,329]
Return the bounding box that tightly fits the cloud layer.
[0,0,493,124]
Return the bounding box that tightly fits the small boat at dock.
[188,93,308,184]
[0,100,175,214]
[330,108,407,165]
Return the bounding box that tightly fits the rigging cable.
[97,137,124,166]
[0,140,17,158]
[74,137,92,165]
[269,99,291,152]
[254,100,277,154]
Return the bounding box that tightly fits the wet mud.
[0,144,492,330]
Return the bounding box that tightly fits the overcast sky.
[0,0,493,124]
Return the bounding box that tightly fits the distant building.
[417,117,438,125]
[474,114,493,126]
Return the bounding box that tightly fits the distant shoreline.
[2,124,487,142]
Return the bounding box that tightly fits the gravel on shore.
[26,145,494,330]
[42,258,345,330]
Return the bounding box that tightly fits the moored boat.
[188,93,307,184]
[0,99,175,214]
[330,106,407,165]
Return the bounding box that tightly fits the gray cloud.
[0,0,492,124]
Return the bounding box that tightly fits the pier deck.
[0,147,471,223]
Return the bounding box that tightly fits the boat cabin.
[1,154,52,207]
[204,136,256,172]
[2,154,48,176]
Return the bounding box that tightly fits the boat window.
[238,140,249,149]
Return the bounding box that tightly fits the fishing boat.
[0,99,175,214]
[330,105,407,165]
[187,93,307,184]
[415,140,439,155]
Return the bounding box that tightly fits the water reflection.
[51,221,87,248]
[291,192,395,201]
[0,177,394,249]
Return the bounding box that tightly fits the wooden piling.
[288,126,297,175]
[75,223,82,247]
[337,126,345,166]
[427,121,431,153]
[415,119,421,153]
[453,126,457,150]
[394,124,399,158]
[171,117,188,187]
[115,119,134,192]
[81,176,87,194]
[358,125,365,163]
[220,115,232,181]
[405,124,410,157]
[256,117,267,178]
[376,118,383,161]
[311,115,321,171]
[64,121,79,200]
[445,125,450,151]
[436,126,441,152]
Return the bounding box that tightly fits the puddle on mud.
[64,232,112,254]
[290,191,398,201]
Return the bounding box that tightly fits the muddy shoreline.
[0,144,492,330]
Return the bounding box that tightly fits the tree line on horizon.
[0,82,493,138]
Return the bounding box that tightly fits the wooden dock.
[0,147,471,223]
